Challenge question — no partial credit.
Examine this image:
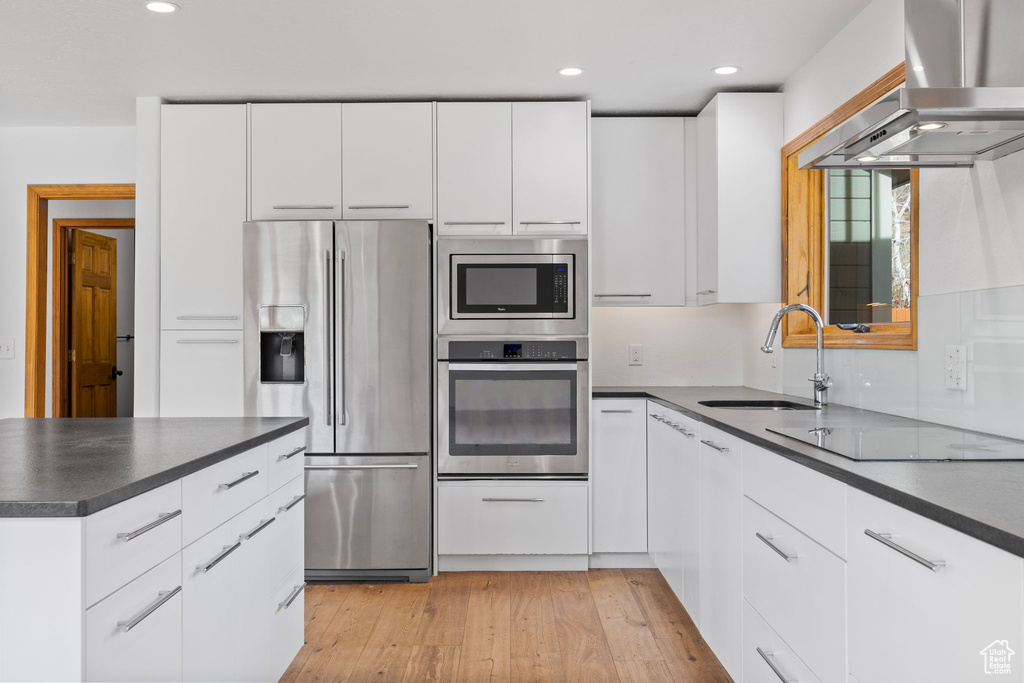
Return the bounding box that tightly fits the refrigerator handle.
[324,250,332,426]
[336,249,346,426]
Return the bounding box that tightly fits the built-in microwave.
[438,238,588,336]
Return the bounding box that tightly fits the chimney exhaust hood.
[799,0,1024,170]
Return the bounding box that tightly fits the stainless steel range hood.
[799,0,1024,169]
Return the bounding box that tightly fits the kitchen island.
[0,416,308,683]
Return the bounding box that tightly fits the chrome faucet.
[761,304,832,406]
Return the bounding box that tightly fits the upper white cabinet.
[249,103,342,221]
[512,101,589,235]
[341,102,434,220]
[436,102,513,235]
[161,105,247,329]
[694,93,783,305]
[592,399,648,554]
[591,118,687,305]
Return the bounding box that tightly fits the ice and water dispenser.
[259,305,305,384]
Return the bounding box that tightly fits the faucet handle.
[809,373,833,388]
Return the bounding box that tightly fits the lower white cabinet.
[647,404,685,599]
[160,330,243,417]
[847,487,1024,683]
[592,399,647,553]
[743,600,821,683]
[267,564,306,682]
[182,513,239,682]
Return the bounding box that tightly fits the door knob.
[111,366,124,380]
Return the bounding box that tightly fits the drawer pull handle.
[198,542,241,574]
[278,446,307,461]
[348,204,410,210]
[304,463,418,470]
[594,293,652,298]
[600,409,634,414]
[280,583,306,609]
[242,517,276,541]
[482,497,544,502]
[700,439,729,452]
[176,315,239,321]
[518,221,581,225]
[116,586,182,633]
[219,470,260,490]
[177,339,239,344]
[756,647,798,683]
[117,509,182,542]
[864,529,946,572]
[443,221,506,226]
[278,494,306,513]
[756,532,797,562]
[678,428,695,438]
[272,205,336,210]
[697,290,717,296]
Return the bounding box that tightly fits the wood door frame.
[25,184,135,417]
[53,218,135,417]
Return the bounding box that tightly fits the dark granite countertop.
[594,386,1024,559]
[0,417,308,518]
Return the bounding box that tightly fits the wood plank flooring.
[281,569,732,683]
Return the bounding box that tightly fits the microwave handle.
[447,363,580,372]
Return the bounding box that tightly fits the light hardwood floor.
[281,569,732,682]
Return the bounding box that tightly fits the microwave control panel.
[553,265,569,306]
[446,340,579,361]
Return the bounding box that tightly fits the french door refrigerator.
[243,221,431,582]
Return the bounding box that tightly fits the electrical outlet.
[0,338,13,360]
[945,344,967,390]
[629,343,643,366]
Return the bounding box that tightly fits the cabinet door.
[697,425,743,680]
[161,105,247,329]
[592,399,647,553]
[512,102,588,235]
[249,103,342,221]
[160,329,243,417]
[342,103,434,220]
[436,102,512,235]
[848,488,1024,683]
[646,405,684,599]
[591,118,686,306]
[677,413,701,622]
[694,99,719,306]
[231,504,276,682]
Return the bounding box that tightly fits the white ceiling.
[0,0,872,126]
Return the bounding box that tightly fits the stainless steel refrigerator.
[243,221,431,582]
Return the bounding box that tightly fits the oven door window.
[448,369,577,455]
[456,264,567,314]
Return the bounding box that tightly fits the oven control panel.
[446,340,578,361]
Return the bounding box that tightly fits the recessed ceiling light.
[146,1,179,13]
[856,155,879,162]
[558,67,584,77]
[712,66,740,75]
[917,122,947,131]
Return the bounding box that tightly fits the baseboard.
[588,552,656,568]
[438,554,589,571]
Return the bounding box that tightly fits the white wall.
[0,127,135,419]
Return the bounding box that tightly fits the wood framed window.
[781,63,918,350]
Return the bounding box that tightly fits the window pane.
[826,168,912,325]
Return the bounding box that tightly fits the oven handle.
[446,363,580,372]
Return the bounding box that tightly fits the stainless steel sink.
[698,400,819,411]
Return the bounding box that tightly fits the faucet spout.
[760,304,831,405]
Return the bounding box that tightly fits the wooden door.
[71,230,117,417]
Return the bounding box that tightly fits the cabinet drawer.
[85,552,183,683]
[264,476,305,594]
[438,484,588,555]
[160,329,244,417]
[267,428,307,493]
[182,446,269,546]
[85,481,182,608]
[267,563,306,683]
[743,497,846,683]
[743,600,821,683]
[743,442,847,558]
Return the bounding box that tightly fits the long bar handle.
[116,586,182,633]
[600,409,634,414]
[701,439,730,453]
[347,204,410,210]
[177,339,238,344]
[594,294,652,298]
[756,532,797,562]
[756,647,798,683]
[482,497,544,502]
[278,494,306,513]
[304,463,419,470]
[443,221,506,226]
[273,205,335,210]
[324,250,333,427]
[336,249,346,426]
[241,517,276,541]
[518,221,581,225]
[218,470,259,490]
[864,529,945,572]
[280,583,306,609]
[176,315,239,320]
[278,446,307,461]
[696,290,717,296]
[197,542,241,574]
[117,509,182,542]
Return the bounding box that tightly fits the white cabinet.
[436,102,513,235]
[159,330,244,418]
[847,488,1024,683]
[161,105,247,329]
[249,103,342,221]
[592,399,647,553]
[743,600,822,683]
[646,405,685,600]
[694,93,783,305]
[697,424,743,680]
[341,102,434,220]
[591,118,687,306]
[512,101,589,235]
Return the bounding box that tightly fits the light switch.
[0,338,14,360]
[945,344,967,390]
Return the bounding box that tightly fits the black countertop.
[0,417,308,518]
[595,386,1024,560]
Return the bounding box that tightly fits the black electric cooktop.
[767,425,1024,461]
